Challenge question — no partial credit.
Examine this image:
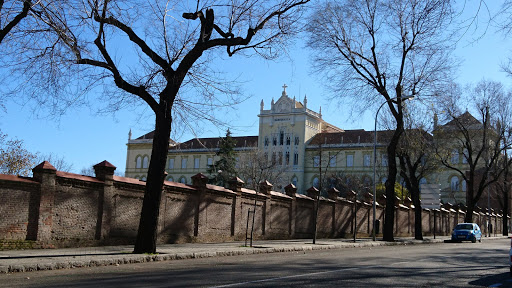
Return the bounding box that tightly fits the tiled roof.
[135,131,176,145]
[56,171,103,183]
[136,131,155,140]
[308,130,385,145]
[442,111,481,128]
[308,129,432,146]
[0,174,39,184]
[171,136,258,151]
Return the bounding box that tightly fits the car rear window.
[455,224,473,230]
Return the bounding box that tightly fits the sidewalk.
[0,236,507,273]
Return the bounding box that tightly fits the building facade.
[125,85,481,205]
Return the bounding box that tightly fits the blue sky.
[1,1,511,175]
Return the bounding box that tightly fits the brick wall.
[0,160,506,249]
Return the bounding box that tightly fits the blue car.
[451,223,482,243]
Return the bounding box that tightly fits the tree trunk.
[411,187,423,240]
[503,180,509,236]
[133,112,171,254]
[464,195,474,223]
[383,129,402,242]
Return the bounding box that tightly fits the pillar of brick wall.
[191,173,208,238]
[259,180,273,236]
[285,184,297,237]
[31,161,57,242]
[93,160,116,240]
[228,177,244,237]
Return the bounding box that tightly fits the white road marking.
[209,265,379,287]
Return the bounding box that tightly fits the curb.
[0,237,505,274]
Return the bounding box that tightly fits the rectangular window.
[364,154,371,167]
[278,153,283,165]
[451,149,459,164]
[279,131,284,145]
[194,158,200,169]
[329,155,336,167]
[207,157,213,166]
[294,136,299,145]
[273,136,277,146]
[293,152,299,166]
[381,154,388,166]
[272,152,277,164]
[168,158,174,169]
[285,152,290,165]
[313,156,320,167]
[346,154,354,167]
[181,157,188,169]
[462,149,468,164]
[286,136,291,145]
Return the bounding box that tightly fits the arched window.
[142,156,149,169]
[381,177,387,184]
[450,176,459,191]
[312,177,319,188]
[462,180,467,192]
[135,156,142,169]
[179,176,186,184]
[166,176,174,182]
[141,176,147,181]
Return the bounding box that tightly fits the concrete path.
[0,236,507,274]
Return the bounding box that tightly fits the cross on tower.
[282,84,288,92]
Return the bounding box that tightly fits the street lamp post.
[372,95,414,241]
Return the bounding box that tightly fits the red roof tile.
[56,171,103,183]
[93,160,116,169]
[33,161,57,171]
[0,174,39,184]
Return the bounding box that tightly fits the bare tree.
[397,126,438,240]
[0,130,37,176]
[0,1,32,43]
[36,152,73,172]
[306,0,455,241]
[9,0,310,253]
[435,80,512,223]
[237,149,288,191]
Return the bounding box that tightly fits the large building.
[125,85,478,205]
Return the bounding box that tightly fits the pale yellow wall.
[125,141,153,180]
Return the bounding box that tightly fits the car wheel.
[471,237,476,243]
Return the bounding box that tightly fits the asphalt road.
[1,238,510,287]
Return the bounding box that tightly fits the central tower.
[258,84,342,193]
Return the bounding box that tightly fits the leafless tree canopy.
[4,0,309,129]
[307,0,455,112]
[237,149,288,191]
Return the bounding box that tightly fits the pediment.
[274,95,293,113]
